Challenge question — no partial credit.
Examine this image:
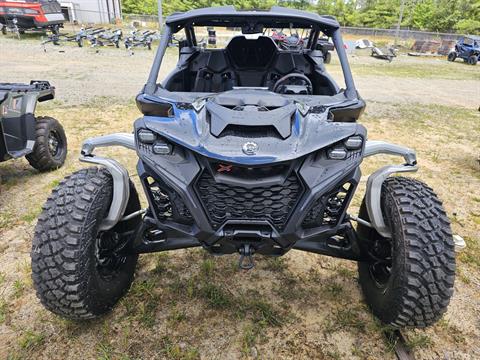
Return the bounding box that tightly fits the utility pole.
[157,0,162,29]
[395,0,406,45]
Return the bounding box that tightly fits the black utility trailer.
[0,81,67,171]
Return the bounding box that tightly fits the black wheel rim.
[48,130,62,158]
[368,237,393,288]
[95,231,126,280]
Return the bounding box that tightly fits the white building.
[59,0,122,24]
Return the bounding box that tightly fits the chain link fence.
[342,26,461,42]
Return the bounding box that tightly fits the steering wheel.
[273,73,313,94]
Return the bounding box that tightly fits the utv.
[0,0,64,35]
[0,81,67,171]
[448,36,480,65]
[32,6,455,328]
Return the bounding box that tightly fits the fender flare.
[364,141,418,238]
[80,133,135,231]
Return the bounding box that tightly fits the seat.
[192,50,236,92]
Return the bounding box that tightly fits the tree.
[121,0,480,34]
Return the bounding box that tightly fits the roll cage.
[143,6,357,100]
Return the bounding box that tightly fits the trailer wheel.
[324,52,332,64]
[357,177,455,328]
[26,116,67,172]
[31,167,141,320]
[447,52,456,62]
[468,55,478,65]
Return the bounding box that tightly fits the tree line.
[121,0,480,34]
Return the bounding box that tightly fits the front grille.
[146,177,194,225]
[196,170,302,229]
[302,182,352,228]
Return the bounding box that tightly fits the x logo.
[217,164,233,173]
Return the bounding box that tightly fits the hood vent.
[206,100,296,140]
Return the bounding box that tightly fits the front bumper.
[80,133,416,257]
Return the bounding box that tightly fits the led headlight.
[152,140,172,155]
[327,147,347,160]
[138,129,156,144]
[344,135,363,150]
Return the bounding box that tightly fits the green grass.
[352,60,480,80]
[0,298,8,324]
[325,306,367,333]
[167,307,187,325]
[198,282,232,309]
[262,257,288,272]
[160,336,200,360]
[405,333,432,350]
[18,330,45,350]
[458,236,480,269]
[125,279,159,327]
[12,279,25,298]
[152,253,170,274]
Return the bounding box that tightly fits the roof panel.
[165,6,340,32]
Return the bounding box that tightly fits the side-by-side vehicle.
[31,6,455,329]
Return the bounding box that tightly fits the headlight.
[344,135,363,150]
[137,129,156,144]
[152,140,172,155]
[327,147,347,160]
[327,135,363,160]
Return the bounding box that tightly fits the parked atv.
[0,0,64,35]
[448,36,480,65]
[32,6,456,328]
[0,81,67,171]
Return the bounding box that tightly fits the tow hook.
[238,244,255,270]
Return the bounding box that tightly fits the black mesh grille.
[196,170,302,229]
[146,178,194,225]
[302,183,352,228]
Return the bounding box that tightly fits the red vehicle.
[0,0,64,34]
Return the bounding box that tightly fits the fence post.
[157,0,163,29]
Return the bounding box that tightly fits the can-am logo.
[242,142,258,155]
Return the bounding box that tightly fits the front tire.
[468,55,478,65]
[26,116,67,172]
[31,167,141,320]
[357,177,455,328]
[447,51,457,62]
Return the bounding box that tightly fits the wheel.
[26,116,67,172]
[447,51,457,62]
[468,55,478,65]
[1,26,6,35]
[356,177,455,328]
[324,51,332,64]
[31,167,141,320]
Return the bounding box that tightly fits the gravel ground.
[1,38,478,108]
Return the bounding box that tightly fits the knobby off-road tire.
[26,116,67,172]
[31,167,141,320]
[468,55,478,65]
[447,52,457,62]
[357,177,455,328]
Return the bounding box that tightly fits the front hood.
[138,90,366,165]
